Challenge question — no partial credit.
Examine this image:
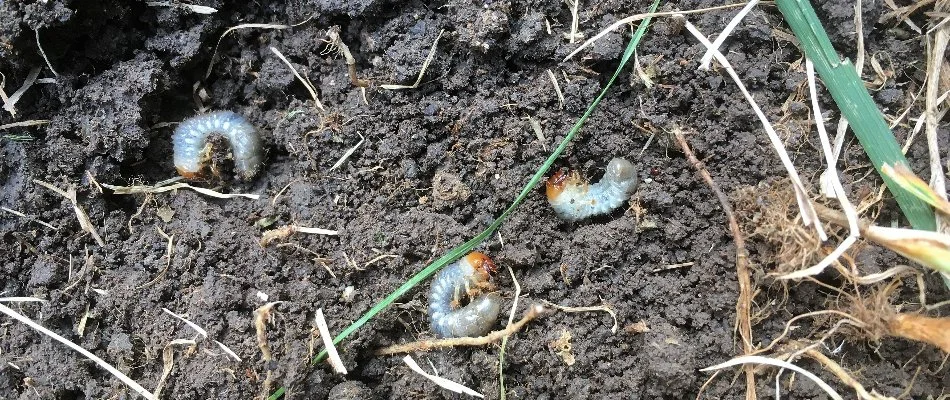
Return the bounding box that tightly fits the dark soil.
[1,0,947,399]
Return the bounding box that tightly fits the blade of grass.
[774,0,936,230]
[266,387,285,400]
[881,163,950,216]
[310,0,660,365]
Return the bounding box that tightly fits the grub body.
[546,158,638,221]
[428,252,502,338]
[172,111,262,179]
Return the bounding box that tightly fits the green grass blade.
[266,386,285,400]
[774,0,936,231]
[310,0,660,365]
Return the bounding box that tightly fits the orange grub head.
[465,252,498,278]
[546,168,569,200]
[546,168,584,201]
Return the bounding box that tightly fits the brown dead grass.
[730,180,947,398]
[732,181,831,276]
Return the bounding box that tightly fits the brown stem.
[889,313,950,353]
[375,305,547,355]
[672,129,756,400]
[328,26,370,88]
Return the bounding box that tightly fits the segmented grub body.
[428,252,502,338]
[546,158,639,221]
[172,111,262,179]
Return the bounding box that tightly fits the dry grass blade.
[701,355,844,400]
[546,69,565,108]
[1,206,59,230]
[881,163,950,216]
[563,0,581,42]
[681,16,827,241]
[925,18,949,231]
[863,225,950,274]
[0,303,156,399]
[269,46,325,111]
[888,313,950,352]
[296,226,339,235]
[402,355,484,398]
[2,67,40,117]
[814,203,950,273]
[146,1,217,14]
[314,309,347,374]
[525,116,547,150]
[329,132,365,171]
[260,225,339,247]
[381,30,445,90]
[254,301,282,397]
[154,339,197,399]
[778,59,861,280]
[0,297,47,303]
[699,0,760,70]
[214,340,242,362]
[0,119,50,130]
[33,179,105,246]
[206,24,290,79]
[162,308,208,338]
[562,3,747,62]
[102,181,260,200]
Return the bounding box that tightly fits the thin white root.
[0,303,156,400]
[701,355,843,400]
[505,267,522,329]
[540,300,619,334]
[403,355,484,398]
[103,180,260,200]
[35,28,59,77]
